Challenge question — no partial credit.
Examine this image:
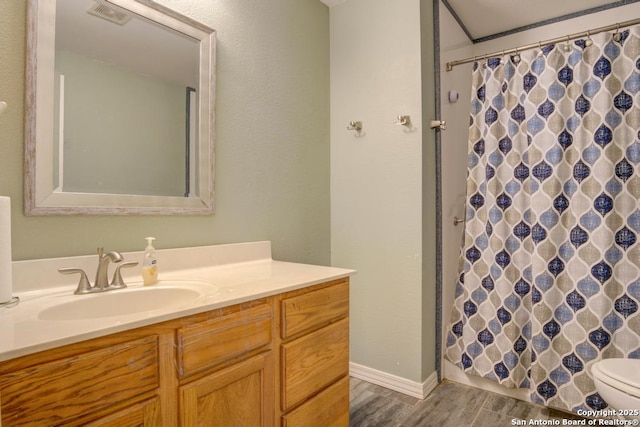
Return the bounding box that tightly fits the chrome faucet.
[94,248,124,290]
[58,248,138,295]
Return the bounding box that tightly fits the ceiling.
[445,0,623,41]
[320,0,628,41]
[320,0,348,6]
[56,0,199,87]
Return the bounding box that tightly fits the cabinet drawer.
[282,376,349,427]
[177,301,272,378]
[84,397,160,427]
[281,279,349,340]
[0,336,159,426]
[281,317,349,411]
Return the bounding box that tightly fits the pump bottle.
[142,237,158,286]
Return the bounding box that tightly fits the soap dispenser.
[142,237,158,286]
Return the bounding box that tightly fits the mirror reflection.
[25,0,216,215]
[54,0,199,197]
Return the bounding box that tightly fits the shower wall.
[439,1,640,400]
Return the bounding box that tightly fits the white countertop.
[0,242,355,362]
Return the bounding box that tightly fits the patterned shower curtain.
[445,26,640,412]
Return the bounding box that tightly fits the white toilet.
[592,358,640,420]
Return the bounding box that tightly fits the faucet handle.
[110,261,139,289]
[58,268,92,294]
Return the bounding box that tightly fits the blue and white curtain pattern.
[445,26,640,413]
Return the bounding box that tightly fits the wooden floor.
[349,377,586,427]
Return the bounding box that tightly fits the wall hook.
[394,115,411,127]
[346,121,362,132]
[0,101,7,116]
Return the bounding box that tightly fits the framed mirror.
[25,0,216,215]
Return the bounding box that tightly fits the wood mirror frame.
[24,0,216,215]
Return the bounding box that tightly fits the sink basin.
[38,281,215,321]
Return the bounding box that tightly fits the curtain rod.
[445,18,640,71]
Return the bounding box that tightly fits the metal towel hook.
[346,121,362,132]
[394,115,411,126]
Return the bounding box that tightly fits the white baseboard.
[349,362,439,400]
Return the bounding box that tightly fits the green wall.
[0,0,331,263]
[330,0,436,384]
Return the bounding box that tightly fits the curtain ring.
[564,35,572,52]
[585,30,593,47]
[482,53,488,68]
[613,23,622,42]
[513,47,521,64]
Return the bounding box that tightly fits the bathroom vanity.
[0,242,354,426]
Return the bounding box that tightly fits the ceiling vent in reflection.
[87,1,133,26]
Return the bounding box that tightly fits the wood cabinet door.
[179,352,275,427]
[0,336,160,426]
